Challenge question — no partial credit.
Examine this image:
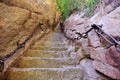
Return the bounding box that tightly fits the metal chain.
[93,24,120,52]
[75,24,120,52]
[75,24,102,40]
[64,24,120,52]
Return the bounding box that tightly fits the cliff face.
[0,0,120,79]
[0,0,58,57]
[64,0,120,79]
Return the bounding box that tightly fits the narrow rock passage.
[6,31,83,80]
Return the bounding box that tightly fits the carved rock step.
[24,50,67,58]
[41,37,63,41]
[17,57,77,68]
[34,41,65,47]
[30,46,67,51]
[42,35,64,41]
[45,32,64,37]
[7,67,83,80]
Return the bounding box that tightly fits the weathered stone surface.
[99,6,120,37]
[0,0,58,57]
[90,6,120,79]
[0,1,59,79]
[87,7,120,79]
[89,47,107,63]
[17,57,77,68]
[88,46,120,79]
[0,2,30,56]
[64,0,120,79]
[102,0,120,7]
[93,60,120,79]
[80,59,109,80]
[105,46,120,68]
[2,0,58,26]
[64,12,87,39]
[25,50,64,58]
[7,67,83,80]
[6,32,84,80]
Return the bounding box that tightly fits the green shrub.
[74,46,79,52]
[57,0,99,20]
[56,0,70,20]
[84,0,99,16]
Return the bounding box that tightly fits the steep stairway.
[6,32,83,80]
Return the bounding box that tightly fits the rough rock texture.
[0,2,30,57]
[105,46,120,68]
[2,0,58,27]
[64,0,120,79]
[6,32,84,80]
[0,0,58,57]
[99,6,120,37]
[80,59,109,80]
[89,6,120,79]
[0,1,59,79]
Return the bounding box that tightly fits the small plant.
[56,0,99,20]
[74,46,79,52]
[57,0,70,20]
[84,0,99,16]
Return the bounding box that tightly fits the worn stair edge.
[41,37,63,41]
[17,57,77,68]
[26,50,67,54]
[6,67,83,80]
[41,36,64,41]
[34,42,66,47]
[24,51,63,58]
[24,50,66,58]
[24,50,69,57]
[30,46,67,51]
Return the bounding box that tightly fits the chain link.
[64,24,120,52]
[93,24,120,52]
[75,24,102,40]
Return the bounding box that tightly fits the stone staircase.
[6,32,83,80]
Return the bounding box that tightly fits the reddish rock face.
[89,6,120,79]
[93,60,120,79]
[105,46,120,68]
[64,1,120,79]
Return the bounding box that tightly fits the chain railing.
[0,23,47,72]
[64,24,120,52]
[63,29,77,41]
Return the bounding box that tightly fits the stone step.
[35,40,64,43]
[17,57,77,68]
[35,43,65,47]
[30,46,67,51]
[6,67,83,80]
[45,33,64,37]
[41,37,63,41]
[25,50,69,57]
[34,41,65,47]
[24,50,65,58]
[42,33,64,40]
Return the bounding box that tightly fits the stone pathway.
[6,32,83,80]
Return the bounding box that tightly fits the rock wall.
[64,0,120,79]
[0,0,58,58]
[2,0,58,26]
